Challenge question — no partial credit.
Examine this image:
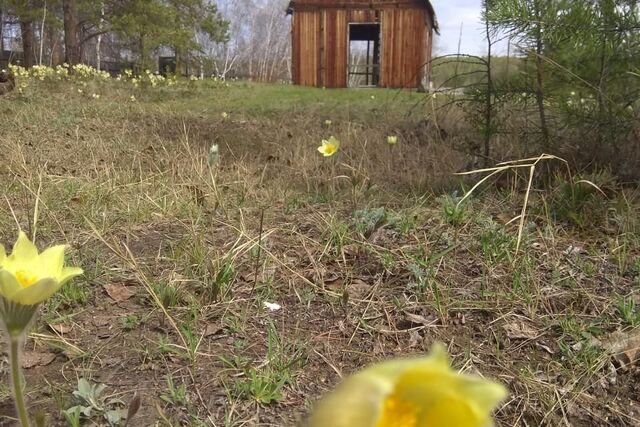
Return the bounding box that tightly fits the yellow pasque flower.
[307,344,507,427]
[318,136,340,157]
[387,135,398,145]
[0,232,83,306]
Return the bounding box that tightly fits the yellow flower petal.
[37,244,67,278]
[307,371,391,427]
[9,231,38,263]
[417,396,478,426]
[59,267,84,286]
[420,342,449,366]
[318,136,340,157]
[392,371,487,426]
[0,270,22,301]
[307,344,507,427]
[10,277,59,306]
[0,233,83,306]
[455,376,509,416]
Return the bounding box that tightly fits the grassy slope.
[0,79,639,426]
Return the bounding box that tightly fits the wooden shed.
[287,0,437,89]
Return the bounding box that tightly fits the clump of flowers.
[116,69,174,89]
[8,63,113,93]
[386,135,398,145]
[141,70,166,88]
[318,136,340,157]
[71,63,110,80]
[307,343,507,427]
[0,231,83,426]
[8,64,30,79]
[29,65,56,81]
[54,64,70,80]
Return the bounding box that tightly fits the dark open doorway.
[348,23,380,87]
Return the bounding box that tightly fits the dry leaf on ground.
[604,330,640,369]
[22,351,56,369]
[48,323,72,334]
[404,312,438,327]
[103,284,136,302]
[503,321,539,340]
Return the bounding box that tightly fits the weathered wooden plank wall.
[348,9,378,23]
[293,11,322,86]
[291,0,429,10]
[321,10,348,87]
[380,8,427,88]
[290,0,433,88]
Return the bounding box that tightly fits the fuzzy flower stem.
[9,332,31,427]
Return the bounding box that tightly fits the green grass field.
[0,75,639,426]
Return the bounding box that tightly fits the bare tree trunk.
[1,8,5,54]
[534,40,549,152]
[96,2,104,70]
[63,0,80,64]
[533,2,550,152]
[260,10,276,80]
[139,33,146,71]
[175,46,181,76]
[39,1,47,65]
[0,70,15,95]
[483,6,493,167]
[48,26,62,66]
[218,44,238,79]
[596,0,615,149]
[20,19,35,67]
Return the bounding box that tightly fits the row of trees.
[0,0,229,72]
[0,0,293,80]
[210,0,291,81]
[443,0,640,174]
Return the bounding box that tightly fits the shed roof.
[286,1,438,32]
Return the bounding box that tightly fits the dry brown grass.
[0,79,638,426]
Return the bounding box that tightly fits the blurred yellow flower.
[0,232,83,306]
[387,136,398,145]
[324,119,332,126]
[222,112,229,119]
[318,136,340,157]
[307,343,507,427]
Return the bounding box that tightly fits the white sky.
[431,0,505,55]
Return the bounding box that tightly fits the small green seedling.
[64,378,126,426]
